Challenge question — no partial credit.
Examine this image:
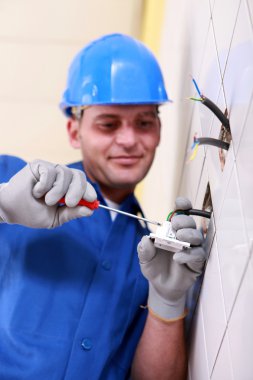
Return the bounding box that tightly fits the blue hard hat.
[60,33,170,116]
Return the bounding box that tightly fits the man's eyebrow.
[94,114,119,120]
[137,111,159,118]
[94,111,159,120]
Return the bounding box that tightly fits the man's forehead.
[86,104,159,117]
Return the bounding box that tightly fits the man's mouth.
[109,155,142,165]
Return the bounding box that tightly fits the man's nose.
[115,125,137,147]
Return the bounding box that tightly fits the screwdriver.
[58,198,212,226]
[58,197,162,226]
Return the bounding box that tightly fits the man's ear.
[66,118,81,149]
[156,117,161,147]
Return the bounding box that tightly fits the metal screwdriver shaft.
[59,197,161,226]
[98,204,162,226]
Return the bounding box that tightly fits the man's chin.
[108,177,140,190]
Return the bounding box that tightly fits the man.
[0,34,205,379]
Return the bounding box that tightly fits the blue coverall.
[0,155,149,380]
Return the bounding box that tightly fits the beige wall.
[0,0,143,163]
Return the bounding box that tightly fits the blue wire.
[192,77,202,97]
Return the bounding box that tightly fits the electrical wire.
[197,137,230,150]
[190,77,230,130]
[167,209,212,221]
[188,143,199,161]
[191,75,202,97]
[201,96,230,129]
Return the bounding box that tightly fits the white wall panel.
[184,0,211,78]
[188,304,209,380]
[179,106,206,203]
[247,0,253,25]
[158,0,253,377]
[200,237,227,374]
[227,252,253,379]
[211,333,233,380]
[216,166,250,319]
[211,0,241,76]
[223,0,253,155]
[199,26,222,136]
[236,97,253,244]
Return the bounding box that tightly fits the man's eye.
[97,122,119,130]
[136,120,155,129]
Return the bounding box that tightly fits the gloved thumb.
[137,236,156,263]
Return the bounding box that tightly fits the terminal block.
[149,221,190,253]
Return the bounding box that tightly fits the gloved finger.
[173,247,206,274]
[53,206,94,228]
[175,197,192,210]
[171,214,196,231]
[176,228,203,246]
[45,165,73,206]
[31,160,57,198]
[63,169,87,207]
[83,182,97,202]
[137,236,156,263]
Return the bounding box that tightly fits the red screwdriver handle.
[58,197,100,210]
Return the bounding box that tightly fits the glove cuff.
[148,306,188,323]
[148,287,187,320]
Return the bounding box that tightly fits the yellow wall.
[136,0,165,201]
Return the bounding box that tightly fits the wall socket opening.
[201,182,213,239]
[219,108,232,171]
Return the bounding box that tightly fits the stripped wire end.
[188,143,199,161]
[190,76,203,97]
[187,133,200,163]
[188,97,203,102]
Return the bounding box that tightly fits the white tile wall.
[223,0,253,155]
[198,24,222,136]
[227,250,253,379]
[179,106,206,203]
[200,237,227,374]
[211,333,233,380]
[188,304,210,380]
[216,166,250,318]
[211,0,241,76]
[236,97,253,244]
[158,0,253,378]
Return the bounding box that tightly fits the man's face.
[67,105,160,201]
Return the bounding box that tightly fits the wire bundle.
[167,209,211,221]
[190,77,230,129]
[188,77,231,161]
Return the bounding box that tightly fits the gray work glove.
[0,159,97,228]
[138,197,206,321]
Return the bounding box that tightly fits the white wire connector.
[149,221,190,253]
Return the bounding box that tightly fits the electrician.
[0,34,205,380]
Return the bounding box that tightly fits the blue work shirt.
[0,155,149,380]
